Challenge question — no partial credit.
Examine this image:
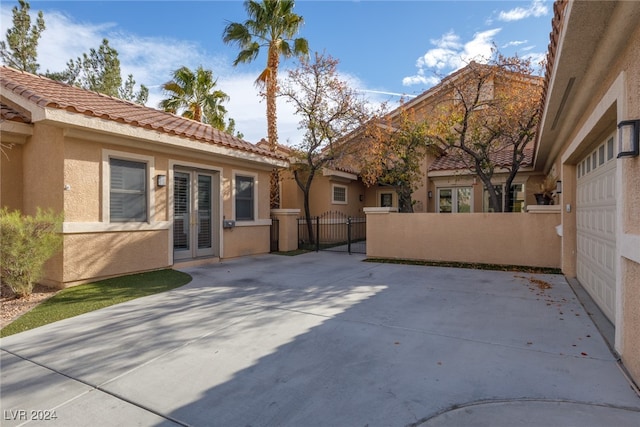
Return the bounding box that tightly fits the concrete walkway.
[1,252,639,426]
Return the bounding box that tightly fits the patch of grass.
[272,249,312,256]
[364,258,562,274]
[1,269,192,337]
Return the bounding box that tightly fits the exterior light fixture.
[359,194,364,202]
[428,191,433,199]
[556,180,562,194]
[617,119,640,158]
[156,174,167,187]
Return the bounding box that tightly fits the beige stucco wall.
[23,124,65,215]
[6,118,280,286]
[223,225,270,258]
[0,143,23,211]
[366,211,561,268]
[280,169,366,217]
[64,138,102,222]
[622,258,640,382]
[56,230,170,287]
[541,2,640,385]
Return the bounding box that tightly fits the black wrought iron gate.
[298,211,366,254]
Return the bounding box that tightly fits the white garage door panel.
[576,140,616,324]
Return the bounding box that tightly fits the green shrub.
[1,208,63,298]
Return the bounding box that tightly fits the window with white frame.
[235,174,255,221]
[332,184,347,204]
[483,184,526,212]
[109,158,148,222]
[438,187,472,213]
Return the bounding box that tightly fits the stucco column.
[271,209,301,252]
[363,207,398,257]
[560,164,577,277]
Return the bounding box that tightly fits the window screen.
[110,158,147,222]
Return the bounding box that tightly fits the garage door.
[576,136,617,323]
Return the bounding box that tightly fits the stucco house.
[257,139,367,218]
[278,62,546,216]
[536,0,640,383]
[0,66,287,287]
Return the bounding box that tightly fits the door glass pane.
[457,188,471,213]
[439,189,452,213]
[198,175,212,249]
[483,185,503,212]
[174,172,190,250]
[509,184,525,212]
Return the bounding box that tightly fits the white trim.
[63,221,170,233]
[270,209,301,216]
[30,104,289,168]
[561,73,625,165]
[558,72,627,352]
[436,186,473,213]
[526,205,561,214]
[0,121,33,142]
[168,160,224,263]
[364,207,398,214]
[235,219,272,227]
[102,149,155,224]
[232,169,259,222]
[331,183,348,205]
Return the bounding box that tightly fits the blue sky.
[2,0,553,144]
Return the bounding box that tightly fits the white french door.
[173,169,219,260]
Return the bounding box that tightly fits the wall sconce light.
[555,180,562,194]
[617,119,640,158]
[157,174,167,187]
[428,191,433,199]
[359,194,364,202]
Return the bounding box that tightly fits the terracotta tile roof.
[429,145,535,172]
[256,138,295,156]
[326,159,360,175]
[0,66,285,161]
[0,103,30,123]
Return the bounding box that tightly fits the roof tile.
[1,103,30,123]
[429,146,535,172]
[0,66,285,161]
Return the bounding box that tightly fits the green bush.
[1,208,63,298]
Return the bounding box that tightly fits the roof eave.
[44,107,288,168]
[535,1,639,172]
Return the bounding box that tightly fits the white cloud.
[0,5,306,145]
[498,0,548,22]
[502,40,528,48]
[403,28,501,87]
[0,4,404,145]
[402,73,440,88]
[522,51,547,69]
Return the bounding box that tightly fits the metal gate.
[298,211,366,254]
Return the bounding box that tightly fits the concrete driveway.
[1,252,639,426]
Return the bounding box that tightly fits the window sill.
[63,221,171,234]
[233,219,272,227]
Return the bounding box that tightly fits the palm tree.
[159,66,229,129]
[223,0,309,207]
